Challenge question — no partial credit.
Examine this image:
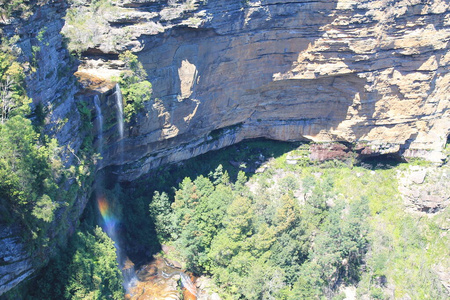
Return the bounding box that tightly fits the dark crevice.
[81,48,119,59]
[357,153,406,170]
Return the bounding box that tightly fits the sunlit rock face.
[87,0,450,181]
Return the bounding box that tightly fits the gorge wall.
[0,0,89,295]
[77,0,450,182]
[0,0,449,295]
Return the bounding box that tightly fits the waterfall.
[161,270,197,297]
[180,272,197,297]
[115,83,124,140]
[114,83,125,165]
[97,197,136,294]
[94,91,136,295]
[122,258,137,293]
[93,95,103,162]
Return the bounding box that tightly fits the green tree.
[28,226,124,300]
[270,194,309,284]
[0,115,62,226]
[65,227,124,300]
[0,38,30,123]
[32,194,58,222]
[293,196,370,297]
[168,175,235,272]
[234,170,247,193]
[119,50,147,81]
[149,191,174,241]
[240,260,285,300]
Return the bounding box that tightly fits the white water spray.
[114,83,125,166]
[115,83,124,140]
[93,95,103,162]
[115,84,137,293]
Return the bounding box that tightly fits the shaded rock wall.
[0,226,33,296]
[0,0,89,295]
[82,0,450,181]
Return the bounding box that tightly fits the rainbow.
[98,196,117,236]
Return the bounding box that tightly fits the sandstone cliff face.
[1,0,449,294]
[77,0,450,181]
[0,0,89,295]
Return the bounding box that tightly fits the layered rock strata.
[78,0,450,181]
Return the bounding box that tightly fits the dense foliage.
[138,140,449,299]
[26,224,124,300]
[0,40,67,247]
[150,165,370,299]
[0,34,98,297]
[9,135,448,300]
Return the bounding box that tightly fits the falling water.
[115,83,124,140]
[122,258,137,293]
[93,95,103,163]
[180,272,197,297]
[97,197,137,293]
[94,92,137,294]
[114,83,125,166]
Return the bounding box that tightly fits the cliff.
[75,0,450,182]
[0,0,449,295]
[0,0,90,295]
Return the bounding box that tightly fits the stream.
[125,255,197,300]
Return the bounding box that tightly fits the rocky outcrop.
[309,143,353,162]
[76,0,450,181]
[0,226,34,296]
[398,165,450,213]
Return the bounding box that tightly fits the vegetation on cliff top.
[62,0,119,55]
[114,50,152,123]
